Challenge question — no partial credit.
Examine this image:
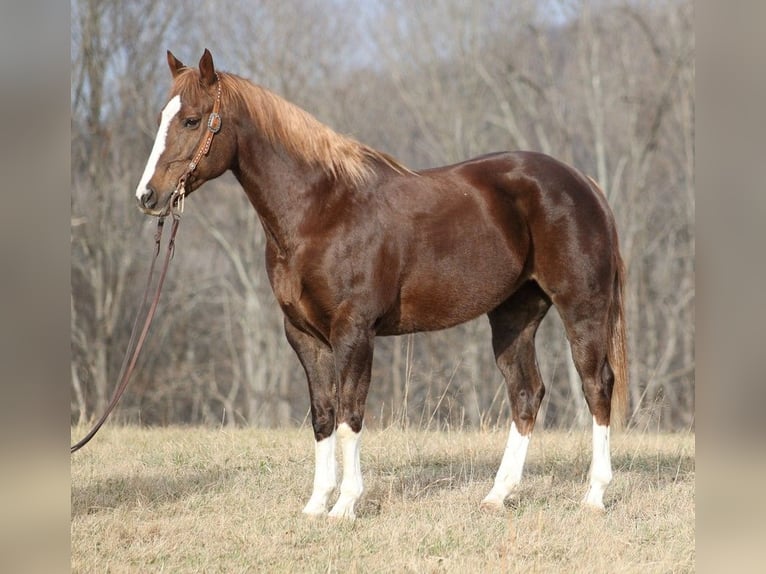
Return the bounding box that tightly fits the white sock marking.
[328,423,363,519]
[135,95,182,200]
[302,432,337,516]
[482,421,530,508]
[582,416,612,510]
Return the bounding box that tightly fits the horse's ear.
[199,49,216,86]
[167,50,185,78]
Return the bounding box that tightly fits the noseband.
[171,72,223,213]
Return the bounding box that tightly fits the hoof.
[581,484,607,512]
[328,508,356,521]
[328,503,356,520]
[580,498,606,513]
[480,495,505,512]
[328,493,358,520]
[302,502,329,518]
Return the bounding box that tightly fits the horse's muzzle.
[137,187,158,211]
[136,188,173,217]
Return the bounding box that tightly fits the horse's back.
[405,149,617,267]
[445,150,619,269]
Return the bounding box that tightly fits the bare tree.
[70,0,186,420]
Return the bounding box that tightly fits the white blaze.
[135,95,182,199]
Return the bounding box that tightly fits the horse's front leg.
[327,313,375,520]
[284,319,337,517]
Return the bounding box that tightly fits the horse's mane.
[173,69,412,187]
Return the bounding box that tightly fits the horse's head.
[135,49,234,216]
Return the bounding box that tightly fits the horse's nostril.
[139,188,158,209]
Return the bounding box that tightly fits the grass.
[71,425,694,573]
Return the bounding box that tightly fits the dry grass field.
[71,425,694,573]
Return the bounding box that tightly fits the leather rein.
[71,75,223,453]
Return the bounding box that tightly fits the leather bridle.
[171,72,223,214]
[71,75,223,453]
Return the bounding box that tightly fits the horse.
[135,49,628,519]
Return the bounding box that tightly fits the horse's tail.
[587,175,629,428]
[608,247,630,429]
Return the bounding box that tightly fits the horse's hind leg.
[481,282,551,510]
[558,303,615,511]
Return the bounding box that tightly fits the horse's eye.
[183,117,201,129]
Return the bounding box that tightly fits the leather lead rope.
[70,215,181,453]
[72,74,222,453]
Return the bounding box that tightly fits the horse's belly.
[381,251,525,335]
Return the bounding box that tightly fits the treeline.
[71,0,694,430]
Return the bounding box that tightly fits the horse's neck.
[232,125,329,256]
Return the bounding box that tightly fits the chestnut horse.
[136,49,628,519]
